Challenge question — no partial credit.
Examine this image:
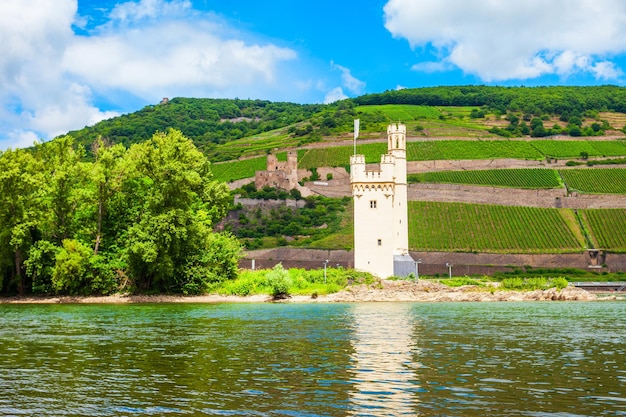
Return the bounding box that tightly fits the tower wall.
[351,123,412,278]
[388,123,409,253]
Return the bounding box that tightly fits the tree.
[89,138,128,255]
[0,149,44,295]
[124,129,239,293]
[35,136,89,245]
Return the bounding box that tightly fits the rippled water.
[0,302,624,416]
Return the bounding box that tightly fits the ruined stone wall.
[255,151,299,191]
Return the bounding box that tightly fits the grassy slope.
[208,104,626,254]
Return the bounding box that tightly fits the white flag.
[354,119,360,140]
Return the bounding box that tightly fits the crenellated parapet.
[351,183,395,195]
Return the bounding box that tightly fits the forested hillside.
[64,86,626,162]
[354,85,626,114]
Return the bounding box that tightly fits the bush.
[266,263,292,298]
[500,276,568,291]
[552,277,569,290]
[439,276,484,287]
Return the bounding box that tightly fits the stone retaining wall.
[240,248,626,274]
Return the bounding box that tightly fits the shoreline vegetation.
[1,279,618,304]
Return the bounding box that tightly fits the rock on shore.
[322,280,598,302]
[0,280,599,304]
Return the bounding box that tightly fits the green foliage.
[581,209,626,252]
[0,129,240,296]
[53,86,626,167]
[211,157,267,182]
[124,129,235,293]
[587,157,626,166]
[409,168,562,189]
[354,85,626,116]
[559,168,626,194]
[0,147,43,294]
[500,277,569,291]
[223,195,350,247]
[66,98,324,157]
[25,240,60,294]
[552,277,569,290]
[51,239,93,294]
[530,141,601,158]
[214,267,372,296]
[236,184,291,200]
[408,201,582,253]
[266,263,292,297]
[438,276,486,287]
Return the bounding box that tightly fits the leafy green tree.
[51,239,92,294]
[36,136,89,244]
[124,129,238,293]
[0,149,44,294]
[266,263,292,298]
[90,138,128,255]
[568,125,582,137]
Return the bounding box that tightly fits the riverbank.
[1,280,616,304]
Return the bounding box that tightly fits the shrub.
[552,277,569,290]
[266,263,292,298]
[440,276,484,287]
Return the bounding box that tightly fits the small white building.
[350,123,414,278]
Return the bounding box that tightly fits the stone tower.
[350,123,413,278]
[255,151,299,191]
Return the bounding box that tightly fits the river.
[0,302,624,416]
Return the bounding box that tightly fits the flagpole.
[353,119,359,155]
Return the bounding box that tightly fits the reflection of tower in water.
[348,303,420,416]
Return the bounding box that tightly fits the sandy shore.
[0,280,612,304]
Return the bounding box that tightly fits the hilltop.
[65,86,626,162]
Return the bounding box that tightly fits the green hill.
[58,86,626,256]
[65,86,626,163]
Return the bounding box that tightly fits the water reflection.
[348,303,419,416]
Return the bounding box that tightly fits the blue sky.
[2,0,626,149]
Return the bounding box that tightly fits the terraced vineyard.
[529,140,603,158]
[559,168,626,194]
[407,201,583,253]
[581,209,626,252]
[299,143,387,169]
[436,140,544,160]
[408,168,563,188]
[356,104,442,121]
[211,156,266,182]
[587,140,626,156]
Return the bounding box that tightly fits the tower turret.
[351,123,413,278]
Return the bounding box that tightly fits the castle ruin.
[255,151,299,191]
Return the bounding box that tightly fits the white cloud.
[410,61,451,74]
[109,0,191,23]
[330,61,365,94]
[0,0,301,148]
[0,0,109,145]
[324,87,348,104]
[0,131,39,152]
[384,0,626,82]
[63,21,296,99]
[591,61,623,80]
